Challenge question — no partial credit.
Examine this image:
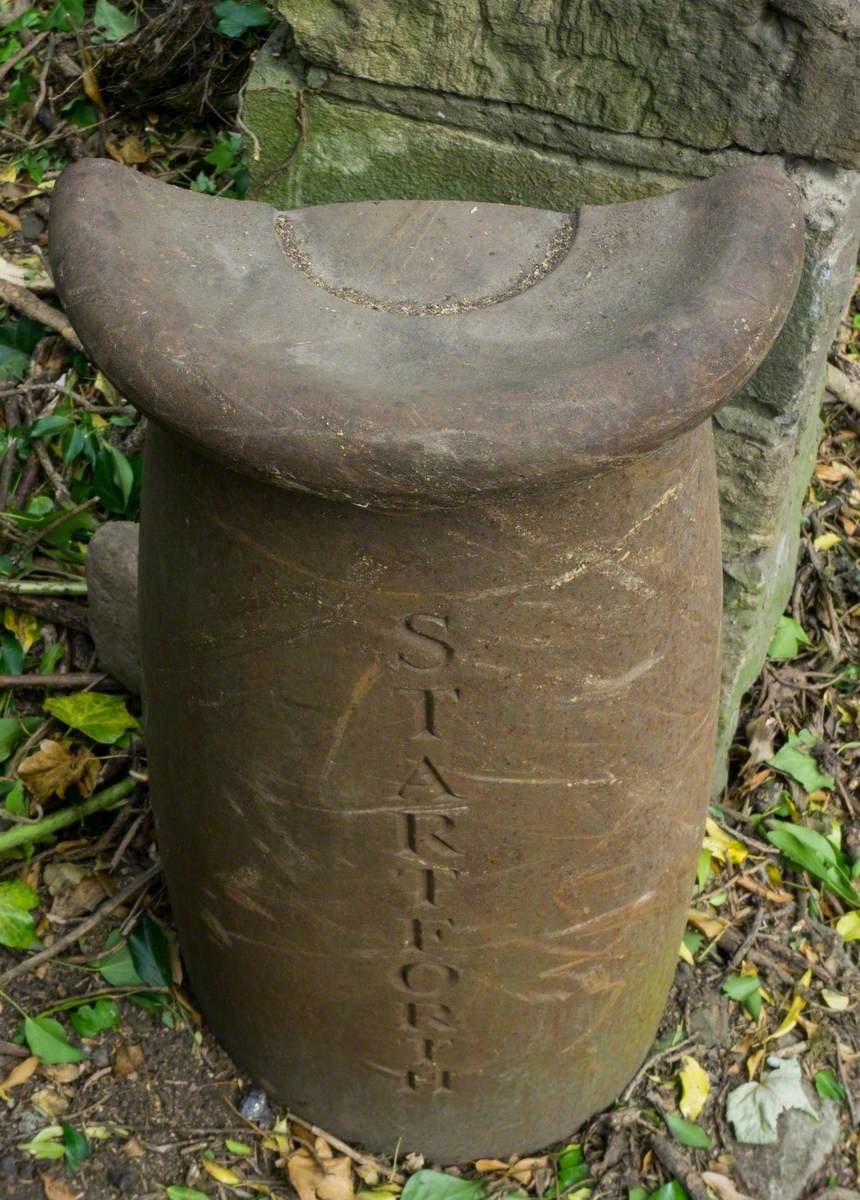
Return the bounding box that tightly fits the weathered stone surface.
[278,0,860,169]
[715,163,860,781]
[86,520,141,695]
[730,1086,841,1200]
[243,32,860,783]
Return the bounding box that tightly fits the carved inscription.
[391,614,463,1094]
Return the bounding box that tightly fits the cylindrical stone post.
[50,160,803,1160]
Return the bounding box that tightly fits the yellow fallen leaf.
[679,1055,710,1120]
[474,1161,508,1173]
[0,163,18,184]
[18,740,100,803]
[836,911,860,941]
[0,1054,39,1097]
[687,909,727,939]
[820,989,849,1011]
[678,939,695,966]
[4,605,39,652]
[813,532,841,552]
[703,817,748,865]
[203,1159,243,1185]
[81,49,106,113]
[767,969,811,1041]
[746,1047,765,1079]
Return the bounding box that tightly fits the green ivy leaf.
[62,1123,90,1171]
[766,820,860,907]
[556,1144,589,1190]
[93,0,138,40]
[767,615,812,660]
[0,879,39,949]
[95,932,144,987]
[813,1069,846,1105]
[128,914,171,988]
[0,715,41,762]
[768,730,835,793]
[0,317,47,381]
[205,133,241,173]
[70,999,120,1038]
[24,1016,88,1064]
[43,691,138,744]
[214,0,272,38]
[663,1111,711,1149]
[721,972,763,1020]
[649,1184,689,1200]
[401,1171,486,1200]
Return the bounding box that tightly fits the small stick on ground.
[649,1133,711,1200]
[0,671,109,689]
[0,579,87,595]
[0,858,160,988]
[0,279,82,350]
[837,1042,859,1129]
[0,587,89,632]
[726,903,766,972]
[286,1108,400,1179]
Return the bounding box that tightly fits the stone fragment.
[86,520,141,695]
[277,0,860,168]
[730,1089,841,1200]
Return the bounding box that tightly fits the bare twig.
[0,279,82,350]
[0,672,108,689]
[0,579,87,595]
[0,859,160,988]
[0,29,49,84]
[0,586,89,632]
[649,1133,711,1200]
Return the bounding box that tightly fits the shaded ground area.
[1,5,859,1200]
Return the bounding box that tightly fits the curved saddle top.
[49,160,803,508]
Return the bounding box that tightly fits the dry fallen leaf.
[18,740,100,803]
[43,1063,85,1084]
[701,1172,757,1200]
[39,1173,78,1200]
[0,1054,39,1096]
[288,1147,355,1200]
[114,1043,145,1077]
[105,135,149,166]
[31,1085,70,1117]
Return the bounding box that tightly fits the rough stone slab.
[242,34,860,785]
[244,36,691,212]
[87,520,141,695]
[278,0,860,168]
[714,162,860,782]
[730,1086,841,1200]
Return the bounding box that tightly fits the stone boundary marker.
[241,1,860,787]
